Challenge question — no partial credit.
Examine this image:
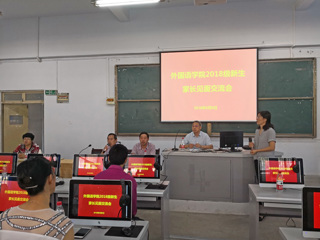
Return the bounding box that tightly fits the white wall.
[0,0,320,174]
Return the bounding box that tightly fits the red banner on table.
[78,184,122,218]
[0,180,29,212]
[78,156,104,176]
[0,155,14,174]
[128,157,155,177]
[264,160,298,183]
[314,192,320,229]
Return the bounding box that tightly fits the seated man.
[101,133,118,155]
[13,132,42,159]
[131,132,155,155]
[182,121,213,149]
[94,144,137,217]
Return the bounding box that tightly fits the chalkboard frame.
[115,58,316,137]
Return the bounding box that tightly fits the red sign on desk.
[128,157,155,178]
[0,180,29,212]
[264,160,298,183]
[0,155,14,174]
[78,184,122,218]
[314,192,320,229]
[78,156,104,176]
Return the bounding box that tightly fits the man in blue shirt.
[183,121,213,150]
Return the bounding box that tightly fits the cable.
[117,208,122,218]
[286,217,296,227]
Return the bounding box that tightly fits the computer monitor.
[0,153,18,175]
[258,158,304,189]
[0,176,30,213]
[125,155,161,184]
[73,154,106,178]
[28,154,61,177]
[68,179,132,227]
[303,187,320,238]
[219,131,243,151]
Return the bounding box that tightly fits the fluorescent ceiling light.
[94,0,160,7]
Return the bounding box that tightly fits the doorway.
[1,91,44,152]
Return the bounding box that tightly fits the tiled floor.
[138,210,302,240]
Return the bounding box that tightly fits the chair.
[91,148,103,154]
[156,148,160,155]
[0,230,56,240]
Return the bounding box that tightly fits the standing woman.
[249,111,276,178]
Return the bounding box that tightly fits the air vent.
[194,0,227,6]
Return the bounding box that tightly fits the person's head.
[17,157,55,196]
[139,132,149,147]
[22,132,34,147]
[107,133,117,147]
[108,144,128,166]
[192,121,202,135]
[257,111,274,130]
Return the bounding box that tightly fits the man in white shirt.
[183,121,213,150]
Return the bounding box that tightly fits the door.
[3,104,29,152]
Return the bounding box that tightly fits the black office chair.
[156,148,160,155]
[91,148,103,154]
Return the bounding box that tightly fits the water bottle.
[56,201,65,214]
[2,163,7,182]
[276,172,284,192]
[180,138,185,149]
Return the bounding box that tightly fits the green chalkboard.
[116,59,315,136]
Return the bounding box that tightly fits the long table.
[55,179,170,240]
[162,149,256,202]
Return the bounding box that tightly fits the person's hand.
[195,143,201,148]
[103,144,109,152]
[18,153,26,159]
[189,144,194,148]
[249,142,254,149]
[250,149,258,155]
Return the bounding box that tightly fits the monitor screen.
[161,48,257,122]
[68,179,132,227]
[28,154,61,177]
[125,155,161,183]
[219,131,243,151]
[303,187,320,238]
[0,153,18,175]
[73,154,106,178]
[258,158,304,189]
[0,176,30,213]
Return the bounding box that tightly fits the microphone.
[79,144,92,155]
[172,130,180,151]
[248,137,253,150]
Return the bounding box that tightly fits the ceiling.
[0,0,314,21]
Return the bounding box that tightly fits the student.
[94,144,137,217]
[249,111,276,178]
[13,132,42,159]
[101,133,118,155]
[182,121,213,149]
[131,132,155,155]
[0,157,74,239]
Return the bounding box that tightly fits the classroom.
[0,0,320,239]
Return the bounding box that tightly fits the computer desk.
[279,227,313,240]
[55,179,170,240]
[74,221,149,240]
[249,184,302,240]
